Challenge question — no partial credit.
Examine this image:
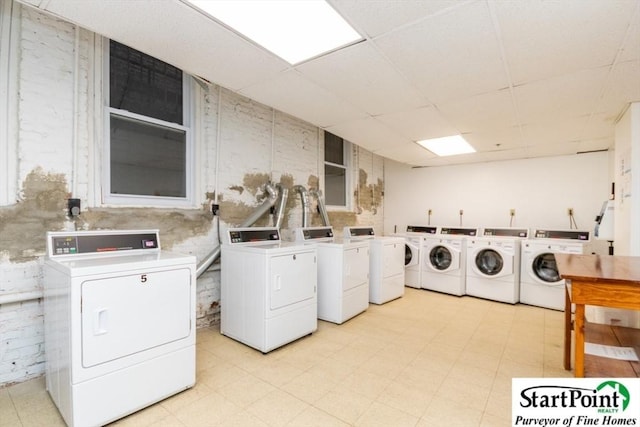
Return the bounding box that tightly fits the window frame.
[102,40,195,208]
[323,131,352,211]
[0,0,18,206]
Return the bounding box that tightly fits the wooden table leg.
[564,285,572,371]
[574,303,585,377]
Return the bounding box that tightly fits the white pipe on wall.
[0,291,42,305]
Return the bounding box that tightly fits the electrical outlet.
[67,198,80,217]
[510,209,515,216]
[568,208,574,216]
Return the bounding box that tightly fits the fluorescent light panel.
[417,135,476,157]
[186,0,362,65]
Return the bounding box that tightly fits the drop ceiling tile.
[437,89,517,133]
[324,117,412,153]
[463,126,524,152]
[473,147,531,163]
[374,1,508,104]
[525,141,581,158]
[619,9,640,62]
[296,42,427,116]
[582,113,617,140]
[521,116,589,146]
[373,141,437,166]
[375,105,458,141]
[332,0,463,39]
[42,0,288,91]
[576,138,613,153]
[597,60,640,116]
[494,0,637,85]
[514,67,610,124]
[239,70,368,128]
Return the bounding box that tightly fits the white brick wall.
[0,1,385,387]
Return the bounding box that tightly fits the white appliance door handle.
[94,308,108,336]
[274,274,281,291]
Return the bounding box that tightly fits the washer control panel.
[483,228,528,238]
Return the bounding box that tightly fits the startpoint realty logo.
[512,378,640,426]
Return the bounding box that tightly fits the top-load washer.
[404,225,438,289]
[221,227,318,352]
[421,226,478,296]
[520,229,590,310]
[295,226,370,324]
[43,230,196,427]
[343,226,405,304]
[465,228,529,304]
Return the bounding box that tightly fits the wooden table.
[556,253,640,377]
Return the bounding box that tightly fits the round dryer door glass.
[430,246,452,270]
[405,244,413,266]
[475,249,503,275]
[532,253,560,283]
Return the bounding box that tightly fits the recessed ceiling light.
[417,135,476,157]
[185,0,362,65]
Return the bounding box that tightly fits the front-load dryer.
[221,227,318,352]
[404,225,438,289]
[465,228,529,304]
[295,226,370,324]
[343,226,405,304]
[43,230,196,427]
[421,227,478,296]
[520,229,590,310]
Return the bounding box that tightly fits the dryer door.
[529,252,562,286]
[270,250,317,310]
[81,267,192,368]
[427,244,459,273]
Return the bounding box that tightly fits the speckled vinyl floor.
[0,287,571,426]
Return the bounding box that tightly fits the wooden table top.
[555,253,640,285]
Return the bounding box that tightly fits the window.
[324,131,349,207]
[105,40,192,206]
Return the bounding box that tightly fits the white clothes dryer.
[43,230,196,427]
[295,226,370,324]
[465,228,529,304]
[520,229,590,311]
[221,227,318,353]
[404,225,438,289]
[343,226,405,304]
[421,227,478,296]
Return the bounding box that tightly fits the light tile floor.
[1,288,572,426]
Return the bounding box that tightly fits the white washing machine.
[520,229,591,310]
[43,230,196,427]
[421,227,478,296]
[404,225,438,289]
[465,228,529,304]
[343,226,405,304]
[295,226,370,324]
[221,227,317,352]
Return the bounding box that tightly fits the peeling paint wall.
[0,0,386,387]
